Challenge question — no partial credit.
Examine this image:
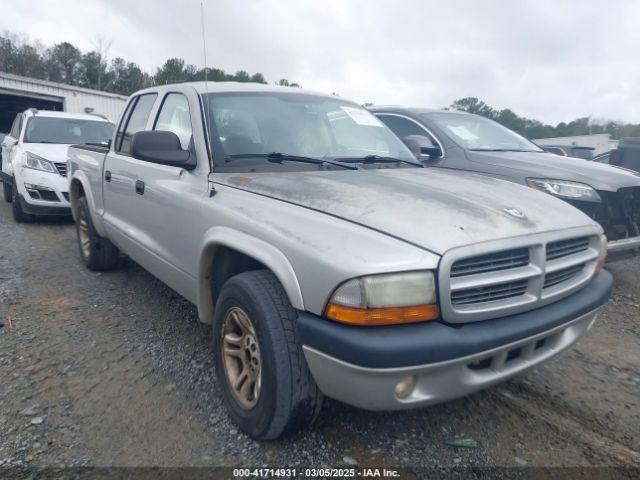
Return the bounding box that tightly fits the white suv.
[1,109,114,222]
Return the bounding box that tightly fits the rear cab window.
[153,93,193,150]
[115,93,157,154]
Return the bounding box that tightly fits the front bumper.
[15,167,71,216]
[298,270,612,410]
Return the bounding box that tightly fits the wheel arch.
[69,172,107,236]
[197,227,305,324]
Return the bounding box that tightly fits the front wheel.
[213,270,323,440]
[11,177,34,222]
[76,196,119,270]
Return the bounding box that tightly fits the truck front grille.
[543,264,585,288]
[54,162,67,177]
[451,279,528,305]
[546,237,590,260]
[439,230,602,323]
[451,248,529,277]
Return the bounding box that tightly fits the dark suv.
[370,107,640,261]
[596,138,640,173]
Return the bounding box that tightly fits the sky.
[3,0,640,125]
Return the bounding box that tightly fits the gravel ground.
[0,182,639,475]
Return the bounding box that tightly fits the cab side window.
[377,114,437,146]
[116,93,157,155]
[153,93,193,150]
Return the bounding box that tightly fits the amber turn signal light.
[325,303,440,326]
[594,235,607,276]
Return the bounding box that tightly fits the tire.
[2,179,11,203]
[213,270,323,440]
[11,177,35,223]
[76,195,119,270]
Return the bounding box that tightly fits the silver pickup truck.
[68,82,613,440]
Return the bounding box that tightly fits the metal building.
[0,72,128,132]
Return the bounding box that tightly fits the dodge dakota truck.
[68,82,613,440]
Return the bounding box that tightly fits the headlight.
[526,178,601,202]
[24,152,56,173]
[325,271,439,326]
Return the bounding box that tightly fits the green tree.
[233,70,251,82]
[250,72,266,84]
[154,58,188,85]
[47,42,82,85]
[451,97,496,118]
[80,51,108,90]
[108,58,149,95]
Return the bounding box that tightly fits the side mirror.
[131,131,195,169]
[421,146,442,157]
[402,135,442,160]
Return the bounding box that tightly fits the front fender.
[69,170,107,236]
[197,226,304,324]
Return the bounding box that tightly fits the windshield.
[426,113,542,152]
[203,92,417,170]
[24,117,114,145]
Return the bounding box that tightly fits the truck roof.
[137,81,345,101]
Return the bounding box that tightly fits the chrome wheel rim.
[78,210,90,259]
[221,306,262,409]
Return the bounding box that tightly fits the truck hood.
[466,150,640,191]
[22,144,72,163]
[217,168,596,254]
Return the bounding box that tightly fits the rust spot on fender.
[229,176,253,184]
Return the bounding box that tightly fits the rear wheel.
[76,196,119,270]
[11,177,34,223]
[213,270,323,440]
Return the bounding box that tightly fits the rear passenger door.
[102,93,157,253]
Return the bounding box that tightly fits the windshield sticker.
[448,125,479,141]
[341,106,385,127]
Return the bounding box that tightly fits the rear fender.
[69,170,107,236]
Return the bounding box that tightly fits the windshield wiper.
[335,155,424,168]
[225,152,358,170]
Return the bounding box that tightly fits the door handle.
[135,180,145,195]
[105,170,111,182]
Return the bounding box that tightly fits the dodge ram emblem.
[503,207,525,219]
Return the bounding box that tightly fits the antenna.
[200,1,209,88]
[200,0,215,183]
